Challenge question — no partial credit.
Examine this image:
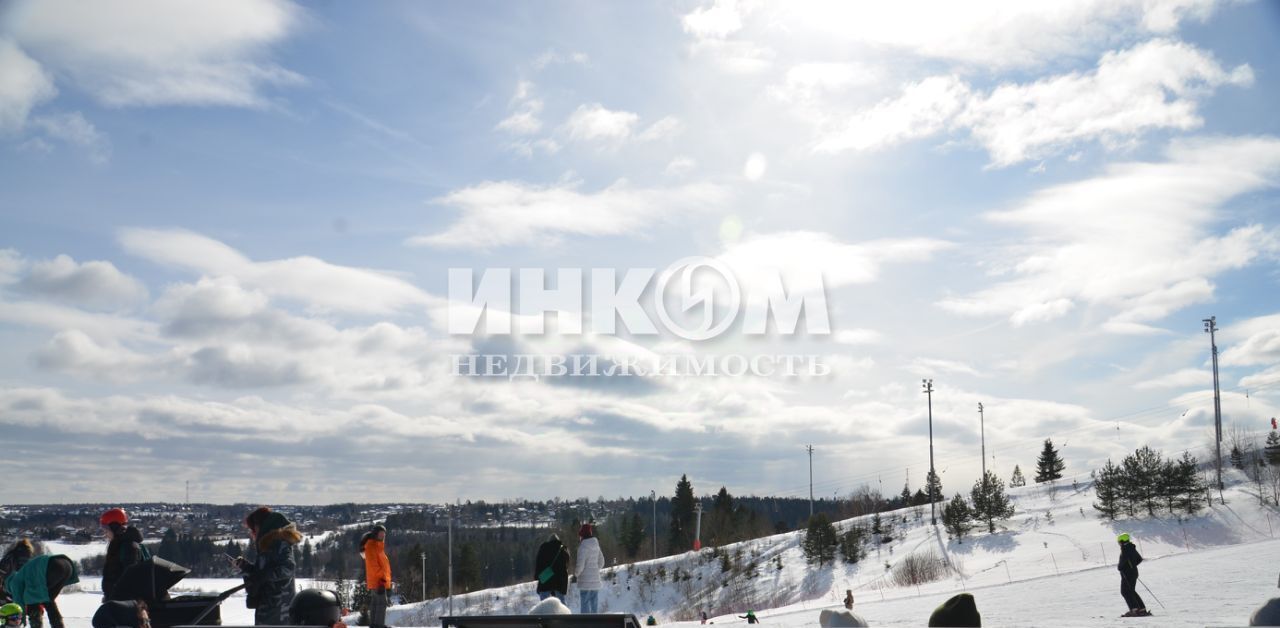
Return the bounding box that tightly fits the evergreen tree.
[942,494,971,543]
[801,513,838,566]
[301,538,313,577]
[1122,446,1163,516]
[1173,452,1206,515]
[668,474,696,553]
[912,489,929,506]
[353,579,370,625]
[1265,430,1280,467]
[1231,445,1245,470]
[1035,439,1066,483]
[1092,460,1121,520]
[900,481,912,506]
[1010,465,1026,487]
[870,512,883,535]
[838,526,866,564]
[926,469,943,503]
[457,543,482,592]
[970,470,1015,533]
[621,512,645,558]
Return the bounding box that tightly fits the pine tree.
[1265,430,1280,467]
[838,526,866,564]
[926,469,943,503]
[969,470,1015,533]
[870,512,883,535]
[1123,446,1164,516]
[301,538,313,577]
[621,512,644,558]
[1010,465,1026,487]
[1231,445,1245,470]
[942,494,972,542]
[801,513,837,566]
[1035,439,1066,483]
[1173,452,1206,515]
[900,481,912,506]
[1092,460,1121,520]
[668,474,696,553]
[912,489,929,506]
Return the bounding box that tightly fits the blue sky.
[1,0,1279,504]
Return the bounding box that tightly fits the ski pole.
[1137,578,1165,609]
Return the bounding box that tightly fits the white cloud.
[939,136,1280,329]
[0,39,57,133]
[814,76,969,153]
[905,357,984,378]
[665,156,697,176]
[637,116,682,142]
[682,0,746,40]
[12,0,303,107]
[816,40,1252,165]
[411,180,731,249]
[17,254,147,308]
[833,329,882,345]
[532,50,589,70]
[0,249,25,284]
[719,231,952,289]
[30,329,153,383]
[496,81,543,135]
[30,112,111,163]
[1221,321,1280,368]
[564,104,639,143]
[743,152,768,181]
[119,228,435,315]
[1134,368,1211,390]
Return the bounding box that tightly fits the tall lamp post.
[1205,316,1225,502]
[650,490,657,559]
[978,402,987,481]
[924,379,937,525]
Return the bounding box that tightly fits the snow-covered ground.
[39,471,1280,626]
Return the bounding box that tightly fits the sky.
[1,0,1279,505]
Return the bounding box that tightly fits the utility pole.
[924,379,937,525]
[650,489,657,559]
[807,445,815,519]
[185,480,189,508]
[1205,316,1225,503]
[421,552,427,602]
[693,502,703,551]
[447,505,454,615]
[978,403,987,482]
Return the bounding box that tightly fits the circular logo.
[653,257,741,340]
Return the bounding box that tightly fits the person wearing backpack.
[534,534,569,602]
[100,508,146,601]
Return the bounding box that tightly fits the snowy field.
[38,472,1280,627]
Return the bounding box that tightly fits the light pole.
[978,402,987,482]
[421,551,426,602]
[650,490,657,559]
[693,502,703,551]
[447,506,454,615]
[1204,316,1225,502]
[807,445,815,519]
[924,379,936,525]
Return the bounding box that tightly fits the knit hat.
[1117,533,1131,543]
[579,523,593,538]
[928,593,981,627]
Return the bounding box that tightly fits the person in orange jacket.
[361,524,392,628]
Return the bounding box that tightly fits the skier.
[738,611,758,624]
[843,590,854,610]
[1116,533,1150,618]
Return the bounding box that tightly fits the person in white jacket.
[574,523,605,613]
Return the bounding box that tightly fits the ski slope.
[34,471,1280,627]
[385,470,1280,627]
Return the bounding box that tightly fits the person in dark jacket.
[534,534,569,602]
[1116,533,1149,617]
[99,509,145,602]
[0,540,34,602]
[235,507,303,626]
[928,593,981,627]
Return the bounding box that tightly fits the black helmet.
[290,588,342,625]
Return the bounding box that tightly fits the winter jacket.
[5,555,79,607]
[241,512,302,625]
[534,537,569,595]
[1118,541,1142,574]
[102,526,145,599]
[361,535,391,591]
[574,537,605,591]
[0,543,33,600]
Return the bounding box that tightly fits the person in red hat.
[99,508,146,600]
[574,523,605,613]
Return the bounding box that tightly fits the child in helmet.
[1,603,23,626]
[100,508,146,601]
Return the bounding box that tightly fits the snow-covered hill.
[387,469,1280,627]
